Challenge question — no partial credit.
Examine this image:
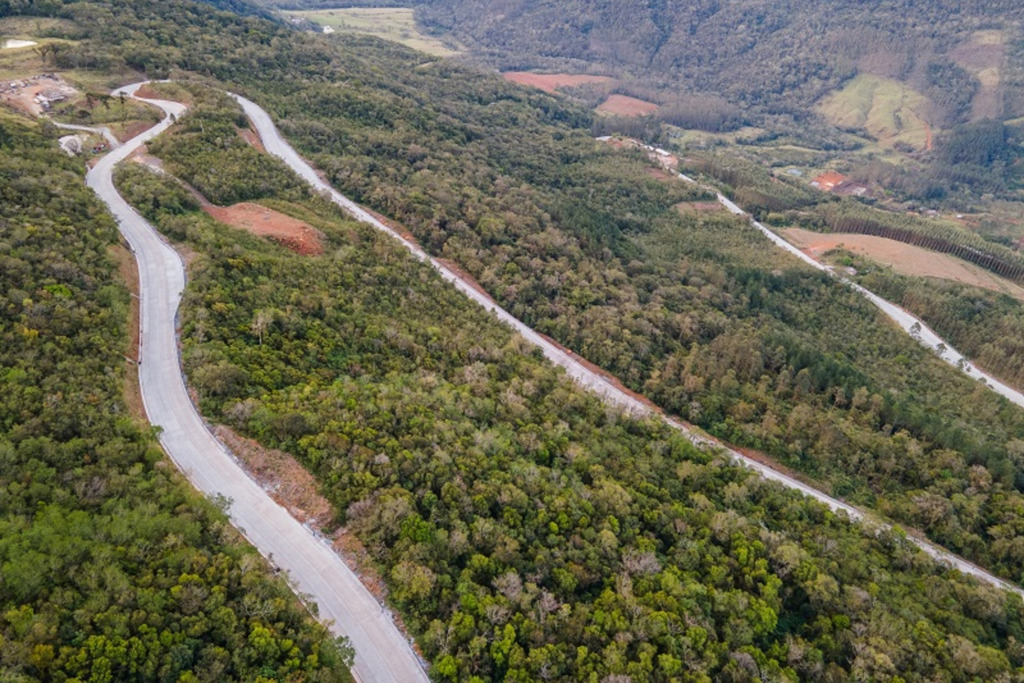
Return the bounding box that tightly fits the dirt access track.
[782,227,1024,301]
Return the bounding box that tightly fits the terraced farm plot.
[503,72,616,93]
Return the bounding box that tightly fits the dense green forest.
[113,93,1024,679]
[17,0,1024,589]
[0,109,351,679]
[212,21,1024,584]
[406,0,1024,122]
[9,0,1024,677]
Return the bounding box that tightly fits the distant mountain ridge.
[411,0,1024,123]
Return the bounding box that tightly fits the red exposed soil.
[0,75,77,115]
[781,227,1024,301]
[437,257,497,302]
[364,205,418,243]
[596,94,659,117]
[213,425,334,528]
[204,203,325,255]
[211,425,415,640]
[130,147,165,171]
[117,119,158,143]
[132,84,164,101]
[503,72,615,93]
[238,126,265,152]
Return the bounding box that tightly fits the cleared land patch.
[204,202,324,255]
[949,30,1007,121]
[596,93,659,117]
[817,74,931,150]
[781,227,1024,301]
[284,8,460,57]
[502,72,615,93]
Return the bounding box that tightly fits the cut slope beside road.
[87,82,429,683]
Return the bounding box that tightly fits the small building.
[810,171,848,192]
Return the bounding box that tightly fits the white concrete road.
[683,167,1024,409]
[80,82,1023,683]
[88,83,430,683]
[54,121,120,149]
[233,93,1024,598]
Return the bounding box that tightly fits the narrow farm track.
[226,92,1024,598]
[88,82,429,683]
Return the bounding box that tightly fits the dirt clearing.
[781,227,1024,301]
[597,94,659,117]
[204,203,325,255]
[0,74,77,115]
[503,72,615,93]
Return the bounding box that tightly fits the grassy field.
[284,8,461,57]
[818,74,932,151]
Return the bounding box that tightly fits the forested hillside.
[411,0,1024,123]
[114,91,1024,680]
[0,110,351,679]
[7,0,1024,677]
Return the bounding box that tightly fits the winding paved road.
[231,93,1024,598]
[83,82,1022,683]
[88,83,429,683]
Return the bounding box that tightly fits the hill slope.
[414,0,1024,123]
[8,0,1024,677]
[0,107,351,681]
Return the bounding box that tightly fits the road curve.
[54,121,121,149]
[233,94,1024,598]
[87,83,429,683]
[678,173,1024,410]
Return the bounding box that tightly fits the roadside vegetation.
[7,0,1024,678]
[114,95,1024,680]
[838,250,1024,393]
[0,107,351,680]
